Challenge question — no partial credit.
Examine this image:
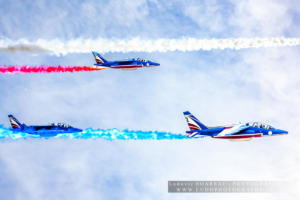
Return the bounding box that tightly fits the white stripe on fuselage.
[188,132,199,137]
[217,124,247,136]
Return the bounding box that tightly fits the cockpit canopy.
[52,123,72,128]
[245,122,275,129]
[133,58,148,62]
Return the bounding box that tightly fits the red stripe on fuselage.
[224,126,233,129]
[111,65,142,69]
[214,133,262,139]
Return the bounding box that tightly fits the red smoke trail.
[0,65,106,74]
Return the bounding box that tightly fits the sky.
[0,0,300,199]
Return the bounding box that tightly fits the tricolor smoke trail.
[1,37,300,55]
[0,65,105,74]
[0,126,190,140]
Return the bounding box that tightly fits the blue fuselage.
[95,60,160,69]
[11,125,82,137]
[188,126,288,139]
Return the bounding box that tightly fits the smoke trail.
[0,45,49,53]
[0,126,190,140]
[0,65,105,74]
[0,37,300,55]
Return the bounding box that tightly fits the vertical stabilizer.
[92,51,108,64]
[8,115,24,129]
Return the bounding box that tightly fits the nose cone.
[276,129,288,134]
[148,61,160,67]
[73,128,83,132]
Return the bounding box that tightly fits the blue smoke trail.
[0,126,190,140]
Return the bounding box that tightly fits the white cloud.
[183,0,226,33]
[230,0,293,36]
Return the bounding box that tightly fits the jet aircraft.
[92,51,160,70]
[183,111,288,141]
[8,115,82,137]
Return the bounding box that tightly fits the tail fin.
[183,111,208,131]
[8,115,24,129]
[92,51,108,64]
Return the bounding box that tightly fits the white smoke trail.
[0,37,300,55]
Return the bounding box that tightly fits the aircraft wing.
[216,124,249,137]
